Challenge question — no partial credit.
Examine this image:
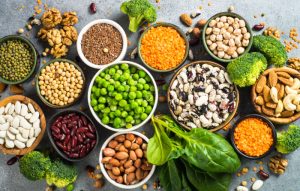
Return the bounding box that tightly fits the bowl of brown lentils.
[0,35,38,84]
[202,12,253,62]
[36,58,85,108]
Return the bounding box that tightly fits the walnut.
[61,12,78,26]
[37,28,49,41]
[41,8,62,29]
[268,155,288,175]
[60,26,78,42]
[46,29,62,46]
[50,44,68,58]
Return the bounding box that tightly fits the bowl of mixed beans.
[138,22,189,72]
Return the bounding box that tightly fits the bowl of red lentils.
[138,22,189,72]
[77,19,127,69]
[230,114,277,159]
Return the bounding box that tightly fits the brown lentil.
[81,23,123,65]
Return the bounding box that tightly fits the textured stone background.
[0,0,300,190]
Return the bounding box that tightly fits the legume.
[140,26,186,70]
[234,117,273,157]
[90,63,155,129]
[0,40,34,82]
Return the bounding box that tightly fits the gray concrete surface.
[0,0,300,190]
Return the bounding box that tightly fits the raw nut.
[268,71,278,87]
[115,134,125,142]
[116,176,123,184]
[269,155,288,175]
[37,28,49,41]
[262,105,274,116]
[124,140,132,148]
[263,86,271,103]
[124,160,133,168]
[101,156,112,163]
[107,170,118,180]
[266,102,277,109]
[103,148,116,157]
[9,85,24,94]
[275,100,284,114]
[278,84,285,100]
[197,19,207,27]
[255,96,264,106]
[41,8,62,29]
[114,152,129,160]
[61,12,78,26]
[50,44,68,58]
[112,167,121,176]
[136,168,143,180]
[125,166,136,174]
[126,133,135,141]
[125,172,136,185]
[256,76,266,93]
[131,143,139,150]
[130,150,137,160]
[109,158,120,166]
[270,87,279,103]
[258,170,269,180]
[0,82,7,93]
[276,72,291,79]
[108,140,118,148]
[180,14,193,26]
[192,28,201,39]
[278,77,293,86]
[252,180,263,190]
[281,110,294,117]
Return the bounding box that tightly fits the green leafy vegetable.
[276,124,300,154]
[252,35,288,67]
[120,0,157,32]
[226,52,267,87]
[159,160,182,191]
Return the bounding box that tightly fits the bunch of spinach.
[147,115,240,191]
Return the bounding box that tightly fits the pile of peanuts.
[205,15,251,59]
[38,61,84,106]
[101,133,153,185]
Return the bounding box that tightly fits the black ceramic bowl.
[230,114,277,160]
[47,110,99,162]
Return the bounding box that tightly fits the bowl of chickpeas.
[88,61,158,132]
[202,12,253,62]
[36,59,85,108]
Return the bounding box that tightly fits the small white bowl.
[99,131,156,189]
[77,19,128,69]
[87,61,158,132]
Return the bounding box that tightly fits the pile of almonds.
[101,133,153,185]
[253,68,300,118]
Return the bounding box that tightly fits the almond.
[136,168,143,180]
[263,85,271,103]
[114,152,129,160]
[109,158,120,166]
[268,71,278,87]
[278,84,285,100]
[266,102,277,109]
[255,96,264,105]
[103,148,115,157]
[276,72,291,79]
[281,110,294,117]
[262,105,275,116]
[256,76,267,93]
[129,150,137,160]
[278,77,293,86]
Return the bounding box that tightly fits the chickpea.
[220,16,227,22]
[223,23,229,29]
[216,34,223,41]
[209,20,217,27]
[212,27,220,35]
[217,51,225,58]
[209,43,217,51]
[215,17,220,22]
[223,32,231,40]
[206,39,213,45]
[227,17,234,24]
[220,28,227,35]
[234,38,241,46]
[232,51,238,58]
[233,28,241,36]
[244,32,251,40]
[209,34,217,41]
[213,49,218,55]
[237,47,245,54]
[242,39,250,47]
[233,23,239,29]
[227,26,234,33]
[229,39,235,47]
[216,22,224,28]
[226,47,235,56]
[241,27,247,34]
[224,54,231,59]
[239,20,246,28]
[223,39,229,45]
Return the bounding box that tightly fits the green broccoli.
[46,160,78,188]
[19,151,51,181]
[252,35,288,67]
[226,52,267,87]
[121,0,157,32]
[276,124,300,154]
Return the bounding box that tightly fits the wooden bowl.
[167,60,240,132]
[251,67,300,124]
[0,95,46,155]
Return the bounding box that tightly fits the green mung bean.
[0,40,34,81]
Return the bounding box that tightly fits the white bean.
[15,101,21,114]
[26,137,36,147]
[16,134,28,142]
[12,117,20,128]
[0,116,5,124]
[241,27,247,34]
[27,103,35,114]
[5,138,14,148]
[0,131,6,138]
[8,104,15,115]
[0,107,4,115]
[33,119,40,129]
[14,140,25,149]
[4,115,13,122]
[25,113,32,120]
[6,130,15,140]
[210,34,217,41]
[212,27,220,34]
[20,128,29,139]
[29,112,39,123]
[0,138,4,144]
[9,127,19,135]
[20,104,28,116]
[34,127,41,137]
[19,117,32,129]
[29,128,34,138]
[217,51,225,58]
[4,103,11,114]
[209,43,217,51]
[206,39,213,45]
[0,122,9,131]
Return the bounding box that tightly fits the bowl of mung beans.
[0,35,38,84]
[88,61,158,132]
[36,59,85,108]
[138,22,189,72]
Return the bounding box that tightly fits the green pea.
[126,123,133,129]
[124,85,130,92]
[128,79,136,86]
[150,85,155,92]
[117,69,123,75]
[129,111,134,116]
[136,99,143,105]
[138,70,146,78]
[109,112,115,118]
[133,73,139,80]
[93,105,99,112]
[95,76,102,83]
[103,107,110,113]
[119,100,127,107]
[136,91,142,98]
[109,68,116,75]
[102,116,110,125]
[91,99,97,106]
[115,93,123,101]
[113,118,122,128]
[135,107,143,114]
[135,119,141,125]
[143,84,150,90]
[124,104,131,111]
[134,114,140,119]
[121,63,129,70]
[98,104,105,110]
[142,100,148,107]
[119,75,126,82]
[123,72,130,80]
[111,99,118,106]
[114,65,120,70]
[137,83,143,90]
[114,81,121,88]
[122,92,128,99]
[145,75,151,82]
[115,109,121,117]
[100,72,105,77]
[117,85,125,92]
[91,85,97,93]
[110,105,117,111]
[123,69,131,74]
[114,73,121,80]
[145,106,152,114]
[130,66,137,73]
[94,88,101,97]
[104,74,111,80]
[138,78,146,84]
[130,86,137,92]
[126,116,134,123]
[102,81,109,88]
[128,92,136,100]
[141,113,148,120]
[130,102,138,109]
[100,88,107,95]
[108,78,115,84]
[121,111,128,118]
[98,97,106,104]
[107,85,114,92]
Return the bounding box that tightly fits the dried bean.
[90,3,97,14]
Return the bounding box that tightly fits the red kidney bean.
[86,143,91,152]
[81,133,86,139]
[71,127,77,136]
[88,123,95,133]
[59,134,66,141]
[7,156,18,165]
[69,153,79,158]
[81,116,88,126]
[51,126,60,134]
[86,132,95,139]
[90,3,96,14]
[84,138,91,145]
[64,135,71,146]
[77,127,88,133]
[67,113,76,118]
[91,140,96,148]
[71,137,78,148]
[67,141,72,151]
[56,122,62,128]
[77,133,83,143]
[78,119,83,127]
[56,142,66,151]
[52,132,61,140]
[79,146,87,158]
[62,125,70,135]
[54,116,63,124]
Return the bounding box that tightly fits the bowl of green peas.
[88,61,158,132]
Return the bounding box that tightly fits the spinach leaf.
[181,168,193,191]
[183,160,232,191]
[159,160,182,191]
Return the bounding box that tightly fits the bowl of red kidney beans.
[47,110,98,162]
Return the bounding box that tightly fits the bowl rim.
[230,114,277,159]
[0,95,46,155]
[167,60,240,132]
[87,60,158,132]
[0,35,38,84]
[76,19,128,69]
[99,131,156,189]
[137,22,189,72]
[35,58,86,109]
[202,12,253,63]
[47,109,99,162]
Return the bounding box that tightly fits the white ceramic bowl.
[77,19,127,69]
[99,131,156,189]
[87,61,158,132]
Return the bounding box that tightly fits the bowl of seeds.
[0,35,38,84]
[36,59,85,108]
[77,19,127,69]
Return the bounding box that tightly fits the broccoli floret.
[19,151,51,181]
[46,160,78,188]
[121,0,157,32]
[226,52,267,87]
[276,124,300,154]
[252,35,288,67]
